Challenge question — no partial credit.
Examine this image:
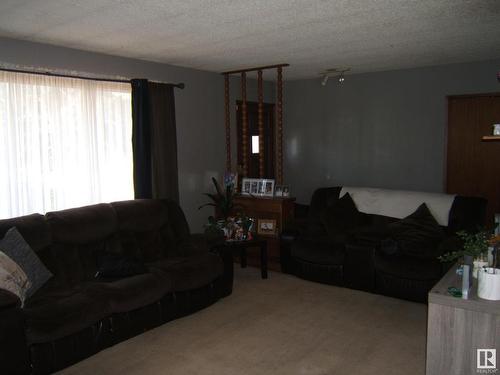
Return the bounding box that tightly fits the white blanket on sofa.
[339,187,456,226]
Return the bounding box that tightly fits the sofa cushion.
[148,253,223,292]
[0,214,51,252]
[40,238,122,289]
[321,193,366,236]
[386,203,445,259]
[0,251,31,306]
[374,252,443,281]
[23,285,110,344]
[46,204,117,245]
[291,238,345,265]
[95,253,148,279]
[112,200,178,261]
[0,227,53,298]
[90,271,171,313]
[306,187,342,236]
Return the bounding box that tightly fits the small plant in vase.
[439,230,491,278]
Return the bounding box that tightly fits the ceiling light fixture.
[338,72,345,83]
[319,67,350,86]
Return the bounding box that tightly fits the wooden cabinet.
[233,196,295,264]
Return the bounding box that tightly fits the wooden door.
[447,94,500,225]
[236,101,275,178]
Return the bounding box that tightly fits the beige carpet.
[59,268,427,375]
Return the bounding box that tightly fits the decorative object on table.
[257,219,277,236]
[462,256,473,299]
[493,124,500,136]
[274,185,283,197]
[204,215,254,242]
[478,267,500,300]
[223,171,238,192]
[282,185,290,197]
[241,178,275,197]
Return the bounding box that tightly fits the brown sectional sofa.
[0,199,233,375]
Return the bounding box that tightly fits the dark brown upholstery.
[0,199,233,375]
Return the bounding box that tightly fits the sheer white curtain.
[0,71,134,219]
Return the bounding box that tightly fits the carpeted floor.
[59,267,427,375]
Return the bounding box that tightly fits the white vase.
[478,268,500,300]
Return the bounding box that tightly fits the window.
[0,71,134,219]
[252,135,259,154]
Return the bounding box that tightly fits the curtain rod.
[0,67,185,89]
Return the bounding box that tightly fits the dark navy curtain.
[131,79,179,201]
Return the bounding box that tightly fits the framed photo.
[241,177,257,195]
[274,184,289,197]
[274,185,283,197]
[259,179,275,197]
[250,180,259,194]
[241,178,275,197]
[282,185,290,197]
[241,178,251,195]
[257,219,277,236]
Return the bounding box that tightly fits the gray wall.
[0,37,275,231]
[284,59,500,204]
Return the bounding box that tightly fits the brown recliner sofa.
[0,199,233,375]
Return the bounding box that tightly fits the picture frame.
[274,184,290,197]
[240,178,275,197]
[274,185,283,197]
[282,185,290,197]
[257,219,277,236]
[241,178,252,195]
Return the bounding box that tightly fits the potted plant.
[199,177,238,220]
[199,177,248,240]
[439,230,490,278]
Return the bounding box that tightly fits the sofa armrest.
[0,290,30,375]
[179,233,225,256]
[344,243,376,292]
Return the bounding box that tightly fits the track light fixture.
[319,67,350,86]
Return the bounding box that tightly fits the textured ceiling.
[0,0,499,80]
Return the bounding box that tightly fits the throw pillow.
[95,253,148,279]
[321,193,365,236]
[0,227,52,298]
[387,203,445,259]
[0,251,32,306]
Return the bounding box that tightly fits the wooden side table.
[426,264,500,375]
[221,238,268,279]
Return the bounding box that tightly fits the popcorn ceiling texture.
[0,0,499,80]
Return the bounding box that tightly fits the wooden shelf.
[482,136,500,141]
